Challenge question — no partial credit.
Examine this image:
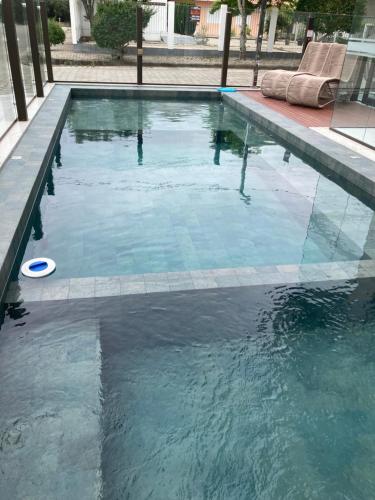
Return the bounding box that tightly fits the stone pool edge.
[5,260,375,303]
[224,92,375,201]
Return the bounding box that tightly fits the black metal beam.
[136,6,143,85]
[40,0,53,82]
[220,12,232,87]
[2,0,28,121]
[26,0,44,97]
[252,0,267,87]
[302,16,314,55]
[351,56,367,102]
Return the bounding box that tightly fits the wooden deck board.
[241,90,334,127]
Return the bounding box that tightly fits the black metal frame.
[136,6,143,85]
[330,127,375,151]
[2,0,28,121]
[362,59,375,107]
[26,0,44,97]
[220,12,232,87]
[302,16,314,55]
[253,0,267,87]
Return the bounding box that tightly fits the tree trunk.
[81,0,95,31]
[237,0,247,60]
[240,9,247,60]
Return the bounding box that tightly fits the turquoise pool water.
[19,97,375,279]
[2,280,375,499]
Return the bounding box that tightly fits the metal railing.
[0,0,360,129]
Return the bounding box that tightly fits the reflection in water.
[54,142,62,168]
[239,124,251,205]
[31,207,43,241]
[214,103,225,166]
[283,149,291,163]
[137,101,143,166]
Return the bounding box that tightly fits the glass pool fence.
[0,0,362,134]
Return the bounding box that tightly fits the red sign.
[190,6,200,21]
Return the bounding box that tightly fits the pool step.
[0,318,102,500]
[5,259,375,303]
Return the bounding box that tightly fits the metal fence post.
[2,0,28,120]
[136,5,143,85]
[252,0,267,87]
[40,0,54,82]
[220,12,232,88]
[26,0,44,97]
[302,16,314,55]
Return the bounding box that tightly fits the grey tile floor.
[53,65,261,87]
[6,260,375,303]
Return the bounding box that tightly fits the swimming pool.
[17,96,375,281]
[2,279,375,499]
[2,90,375,500]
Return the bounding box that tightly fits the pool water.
[1,280,375,499]
[19,97,375,279]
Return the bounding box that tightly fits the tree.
[210,0,289,60]
[80,0,96,29]
[92,1,153,55]
[46,0,70,22]
[295,0,366,36]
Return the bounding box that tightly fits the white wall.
[144,1,168,41]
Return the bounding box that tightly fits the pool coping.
[5,260,375,303]
[1,83,375,303]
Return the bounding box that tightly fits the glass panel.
[143,1,221,86]
[34,0,47,84]
[227,9,349,88]
[52,0,137,84]
[331,15,375,147]
[0,0,17,136]
[13,0,36,103]
[227,9,309,88]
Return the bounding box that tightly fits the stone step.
[0,318,102,500]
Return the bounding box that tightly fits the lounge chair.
[286,43,347,108]
[260,42,331,100]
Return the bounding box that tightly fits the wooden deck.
[241,90,334,128]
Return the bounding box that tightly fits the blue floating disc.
[217,87,237,93]
[21,258,56,278]
[29,260,48,272]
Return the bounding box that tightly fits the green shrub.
[174,3,197,36]
[92,1,153,53]
[47,0,70,22]
[48,18,66,45]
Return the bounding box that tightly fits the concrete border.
[1,83,375,303]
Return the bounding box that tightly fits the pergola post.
[267,7,278,53]
[218,4,228,52]
[167,0,175,49]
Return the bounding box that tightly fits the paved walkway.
[53,65,261,86]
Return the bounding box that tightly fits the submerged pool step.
[0,319,102,499]
[5,260,375,303]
